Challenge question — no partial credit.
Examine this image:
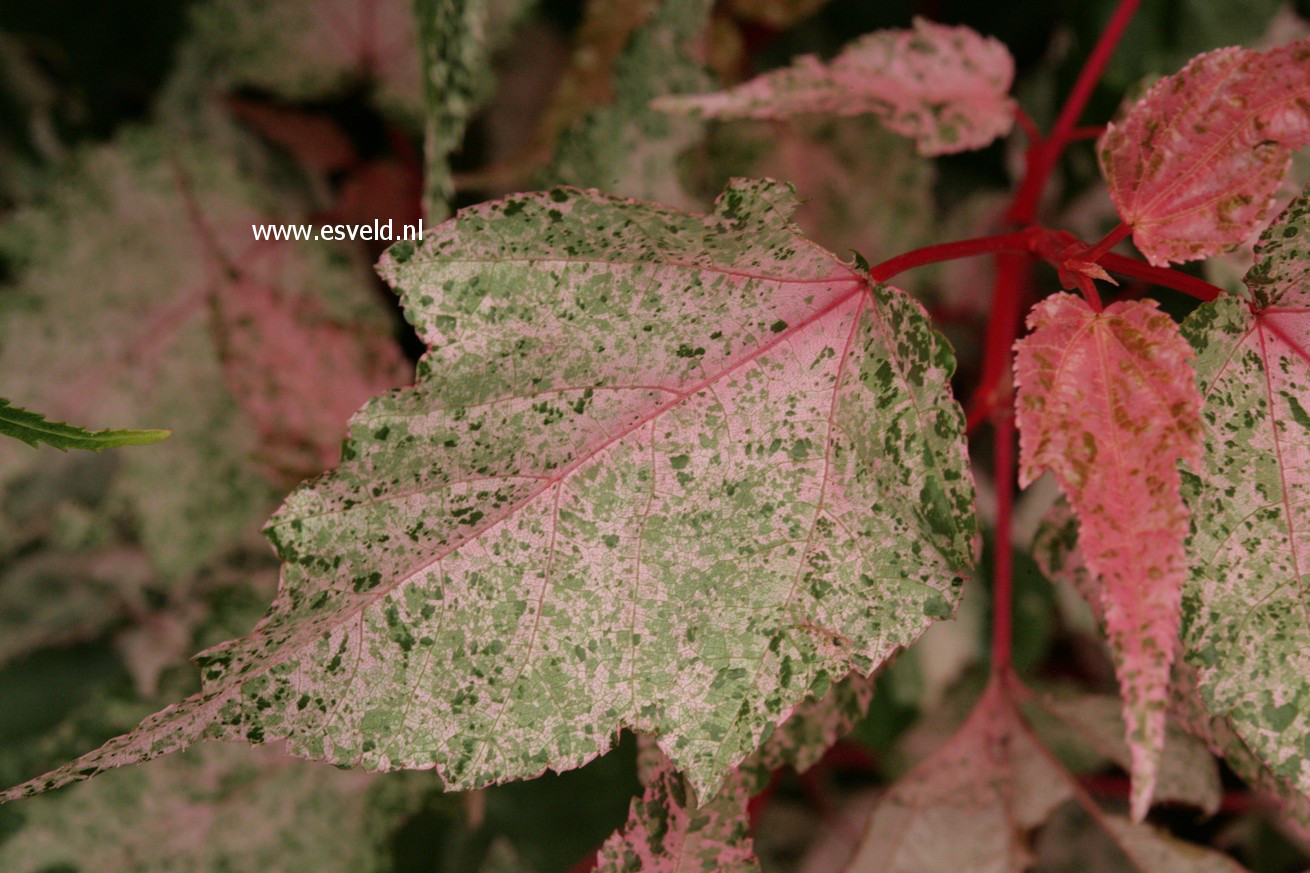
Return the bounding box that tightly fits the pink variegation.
[1098,37,1310,266]
[597,751,759,873]
[1013,293,1203,820]
[653,17,1015,156]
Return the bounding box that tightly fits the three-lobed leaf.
[0,178,976,804]
[1014,293,1203,820]
[0,398,169,452]
[1098,36,1310,266]
[1181,183,1310,800]
[653,17,1016,156]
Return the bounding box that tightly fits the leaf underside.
[844,683,1245,873]
[653,17,1016,156]
[1,178,976,804]
[0,398,169,451]
[1181,183,1310,798]
[1098,36,1310,266]
[1014,293,1203,820]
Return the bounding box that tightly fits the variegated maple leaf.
[1181,184,1310,801]
[1014,294,1203,820]
[0,178,975,804]
[653,17,1016,156]
[1098,36,1310,266]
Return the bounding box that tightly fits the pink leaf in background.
[213,278,411,484]
[1098,37,1310,266]
[1014,293,1203,820]
[653,17,1015,156]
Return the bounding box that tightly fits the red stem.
[868,231,1036,283]
[1014,106,1042,143]
[1083,222,1132,262]
[1049,0,1140,148]
[1099,253,1222,302]
[1007,0,1141,224]
[991,396,1017,675]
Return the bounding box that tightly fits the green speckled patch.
[1180,184,1310,797]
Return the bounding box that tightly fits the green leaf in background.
[542,0,712,207]
[0,398,169,452]
[414,0,532,218]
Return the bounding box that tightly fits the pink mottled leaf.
[1098,36,1310,265]
[653,17,1016,156]
[1013,293,1203,820]
[0,178,975,804]
[597,751,760,873]
[0,129,409,579]
[598,670,873,872]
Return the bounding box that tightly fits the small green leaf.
[0,399,169,452]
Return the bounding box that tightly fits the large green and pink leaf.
[1097,36,1310,266]
[1180,184,1310,800]
[0,178,975,803]
[653,17,1016,156]
[1014,294,1203,820]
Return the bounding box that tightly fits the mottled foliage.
[0,744,435,873]
[543,0,713,208]
[415,0,530,218]
[187,0,422,122]
[0,178,975,803]
[654,17,1016,156]
[1181,184,1310,800]
[1098,36,1310,265]
[596,753,759,873]
[1014,293,1203,820]
[597,670,873,872]
[845,684,1071,873]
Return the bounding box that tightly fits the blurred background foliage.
[1,1,1309,871]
